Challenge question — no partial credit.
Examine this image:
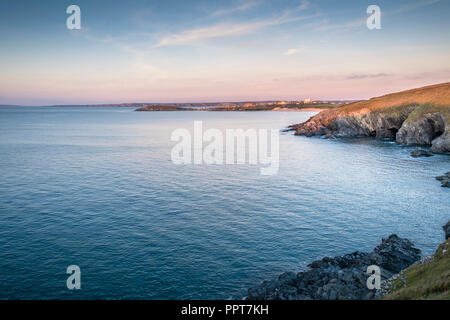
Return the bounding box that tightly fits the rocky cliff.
[289,83,450,154]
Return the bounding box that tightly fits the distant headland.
[123,100,350,112]
[1,100,352,111]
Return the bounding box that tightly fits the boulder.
[431,131,450,154]
[410,149,433,158]
[435,172,450,181]
[372,235,421,273]
[435,172,450,188]
[396,113,445,146]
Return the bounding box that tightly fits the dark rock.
[410,149,433,157]
[278,272,297,285]
[293,106,415,140]
[396,113,445,146]
[328,288,338,300]
[278,284,299,300]
[372,234,421,273]
[435,172,450,188]
[435,172,450,181]
[443,221,450,240]
[246,235,421,300]
[290,100,449,155]
[323,133,337,139]
[247,284,267,300]
[431,131,450,154]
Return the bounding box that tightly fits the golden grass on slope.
[383,240,450,300]
[337,82,450,115]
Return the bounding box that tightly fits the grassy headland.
[290,82,450,153]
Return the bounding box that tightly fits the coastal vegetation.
[383,239,450,300]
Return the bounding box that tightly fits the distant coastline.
[272,107,325,112]
[0,100,352,112]
[133,102,344,112]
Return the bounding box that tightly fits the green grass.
[383,240,450,300]
[369,104,417,118]
[404,103,450,125]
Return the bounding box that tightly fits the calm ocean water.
[0,106,448,299]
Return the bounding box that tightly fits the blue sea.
[0,106,448,299]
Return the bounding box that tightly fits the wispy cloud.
[315,18,366,32]
[157,16,316,47]
[284,46,308,56]
[210,1,260,17]
[157,2,315,47]
[392,0,441,14]
[346,73,391,80]
[292,0,310,12]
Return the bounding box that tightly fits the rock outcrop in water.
[288,83,450,154]
[410,149,433,158]
[246,235,421,300]
[431,131,450,154]
[436,172,450,188]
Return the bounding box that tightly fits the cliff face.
[431,131,450,153]
[396,113,445,145]
[290,83,450,154]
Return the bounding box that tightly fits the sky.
[0,0,449,105]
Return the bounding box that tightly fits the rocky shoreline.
[246,235,421,300]
[247,220,450,300]
[246,84,449,300]
[287,83,450,154]
[287,106,449,154]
